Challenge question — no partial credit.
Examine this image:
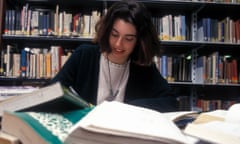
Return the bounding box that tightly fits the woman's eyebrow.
[112,28,136,37]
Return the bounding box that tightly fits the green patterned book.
[1,107,93,144]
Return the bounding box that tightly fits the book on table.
[184,103,240,144]
[0,81,93,144]
[0,81,91,116]
[1,101,195,144]
[1,108,93,144]
[64,101,192,144]
[0,81,199,144]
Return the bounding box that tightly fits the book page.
[72,101,190,144]
[205,109,227,118]
[163,111,198,121]
[192,109,226,124]
[184,121,240,144]
[193,103,240,124]
[225,103,240,123]
[202,121,240,137]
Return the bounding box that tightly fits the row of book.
[194,17,240,44]
[196,98,239,112]
[154,51,240,84]
[1,45,239,84]
[152,15,186,41]
[176,95,239,112]
[0,45,72,78]
[4,3,240,44]
[195,52,239,84]
[192,0,240,3]
[154,55,191,82]
[4,4,101,37]
[153,14,240,43]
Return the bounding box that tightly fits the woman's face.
[108,18,137,64]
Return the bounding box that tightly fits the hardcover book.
[0,131,20,144]
[1,108,93,144]
[0,81,91,116]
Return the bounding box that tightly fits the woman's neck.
[104,52,129,65]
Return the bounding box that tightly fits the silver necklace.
[106,55,127,101]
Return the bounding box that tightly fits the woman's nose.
[115,37,123,47]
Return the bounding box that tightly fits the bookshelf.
[0,0,240,111]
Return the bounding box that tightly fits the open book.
[0,82,91,116]
[64,101,192,144]
[184,103,240,144]
[1,101,193,144]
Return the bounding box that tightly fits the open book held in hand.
[184,103,240,144]
[0,82,92,116]
[64,101,192,144]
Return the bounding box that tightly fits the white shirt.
[97,54,130,104]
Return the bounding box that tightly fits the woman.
[51,0,177,112]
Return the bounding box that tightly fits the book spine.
[20,48,27,77]
[6,45,12,77]
[181,15,186,40]
[45,52,51,78]
[31,10,39,36]
[4,10,9,34]
[15,10,22,35]
[161,55,168,79]
[12,53,21,77]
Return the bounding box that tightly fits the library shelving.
[0,0,240,111]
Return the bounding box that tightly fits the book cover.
[0,82,92,116]
[1,108,93,144]
[0,131,20,144]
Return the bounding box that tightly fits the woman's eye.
[125,36,136,42]
[125,37,134,41]
[111,33,119,37]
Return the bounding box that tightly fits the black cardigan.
[50,44,176,111]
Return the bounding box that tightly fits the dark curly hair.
[93,0,161,66]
